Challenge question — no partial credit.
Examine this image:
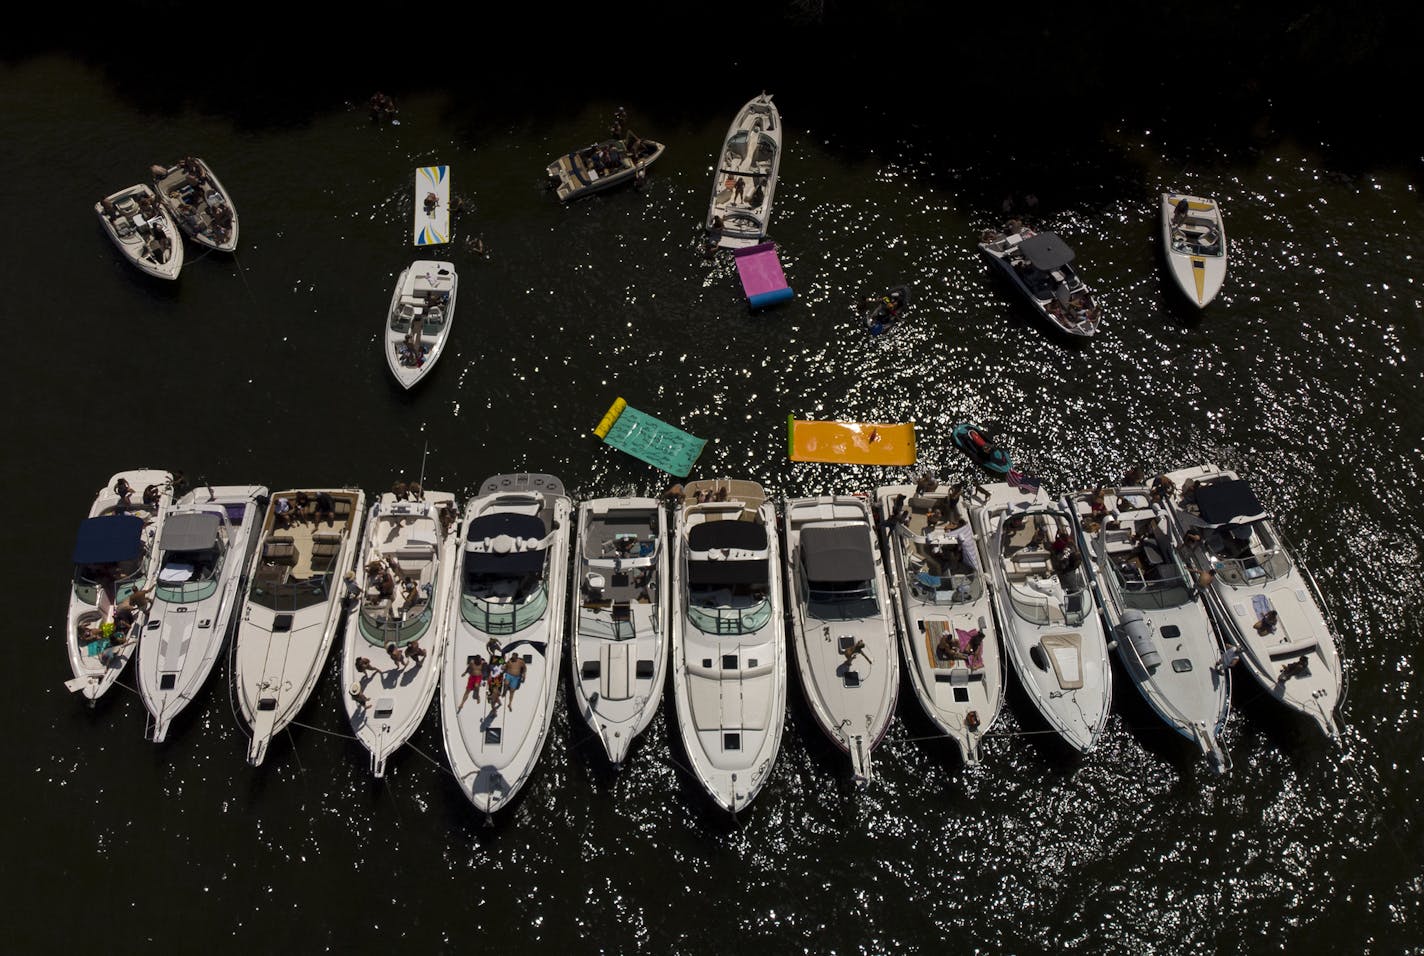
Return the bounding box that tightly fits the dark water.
[6,23,1423,954]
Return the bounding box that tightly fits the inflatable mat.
[593,398,707,477]
[414,165,450,246]
[734,241,794,309]
[787,415,917,466]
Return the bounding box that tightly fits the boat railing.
[688,599,773,636]
[1007,584,1053,625]
[157,577,219,604]
[1210,548,1291,587]
[462,584,548,635]
[360,604,433,646]
[577,609,636,641]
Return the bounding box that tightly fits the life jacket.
[969,429,989,451]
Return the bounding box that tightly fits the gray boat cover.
[1020,232,1076,271]
[799,526,874,583]
[161,512,222,552]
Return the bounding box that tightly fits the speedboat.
[233,488,366,766]
[65,471,173,704]
[706,93,782,250]
[1067,485,1230,771]
[1161,192,1226,307]
[546,136,665,201]
[670,479,786,815]
[863,285,911,335]
[385,261,457,389]
[978,223,1099,336]
[968,483,1112,751]
[875,481,1004,766]
[783,495,898,784]
[341,490,459,776]
[440,474,571,816]
[95,185,183,280]
[1162,465,1343,743]
[152,158,238,252]
[137,484,267,742]
[568,496,670,769]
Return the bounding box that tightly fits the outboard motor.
[1117,609,1161,670]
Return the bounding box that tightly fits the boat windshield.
[361,601,433,646]
[687,595,774,635]
[247,573,331,612]
[1108,558,1192,611]
[1199,519,1293,586]
[156,548,223,604]
[461,581,548,635]
[807,580,878,621]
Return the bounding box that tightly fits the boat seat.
[263,536,297,565]
[310,533,342,571]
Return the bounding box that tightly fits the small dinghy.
[706,93,782,250]
[863,285,911,335]
[151,158,238,252]
[546,136,664,202]
[96,185,183,280]
[952,424,1013,475]
[385,261,457,389]
[1161,193,1227,307]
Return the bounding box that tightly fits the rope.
[230,249,260,307]
[288,718,360,742]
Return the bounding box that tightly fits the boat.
[151,158,238,252]
[863,285,911,335]
[65,471,174,703]
[706,93,782,250]
[1161,192,1227,307]
[875,481,1004,766]
[978,223,1099,336]
[341,490,460,776]
[385,260,457,389]
[1066,485,1230,771]
[951,423,1013,475]
[782,495,899,784]
[669,479,786,815]
[568,496,670,769]
[95,185,183,280]
[1162,465,1343,743]
[968,482,1112,751]
[137,484,267,742]
[546,136,665,202]
[233,488,367,766]
[440,474,571,816]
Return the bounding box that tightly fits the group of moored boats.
[96,157,237,279]
[67,458,1342,817]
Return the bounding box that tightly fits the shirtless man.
[503,655,527,711]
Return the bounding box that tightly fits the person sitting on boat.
[749,177,765,208]
[1172,198,1190,225]
[1253,610,1280,635]
[964,628,985,663]
[313,490,336,527]
[935,632,966,663]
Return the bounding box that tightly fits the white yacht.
[152,158,238,251]
[341,490,460,776]
[1067,486,1230,771]
[978,223,1098,336]
[65,471,173,703]
[783,495,898,784]
[233,488,366,766]
[968,483,1112,751]
[568,496,670,769]
[1161,192,1227,307]
[706,93,782,249]
[137,484,267,742]
[95,185,183,280]
[875,481,1004,766]
[1162,465,1343,743]
[385,261,457,390]
[670,479,786,815]
[440,474,571,817]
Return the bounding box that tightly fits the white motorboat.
[233,488,366,766]
[968,483,1112,751]
[706,93,782,250]
[978,223,1099,336]
[95,185,183,280]
[1162,465,1344,743]
[1161,192,1227,307]
[546,137,665,202]
[137,484,267,742]
[1067,485,1230,771]
[152,158,238,252]
[568,497,670,769]
[875,482,1004,766]
[385,261,457,390]
[670,479,786,815]
[65,471,173,704]
[440,474,571,817]
[783,495,898,784]
[341,490,460,776]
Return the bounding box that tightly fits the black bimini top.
[72,514,145,564]
[1195,479,1268,526]
[161,512,221,552]
[466,513,548,574]
[688,521,767,552]
[799,526,874,583]
[1020,232,1076,271]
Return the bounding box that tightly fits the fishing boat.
[863,285,911,335]
[1161,192,1227,307]
[706,93,782,250]
[1162,465,1343,743]
[968,482,1112,751]
[95,185,183,280]
[341,489,460,776]
[546,137,665,202]
[670,479,786,815]
[440,474,571,816]
[1067,485,1230,771]
[65,471,173,704]
[385,260,457,389]
[151,158,238,251]
[137,484,267,742]
[875,481,1004,766]
[568,496,670,769]
[978,223,1099,336]
[782,494,898,784]
[233,488,366,766]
